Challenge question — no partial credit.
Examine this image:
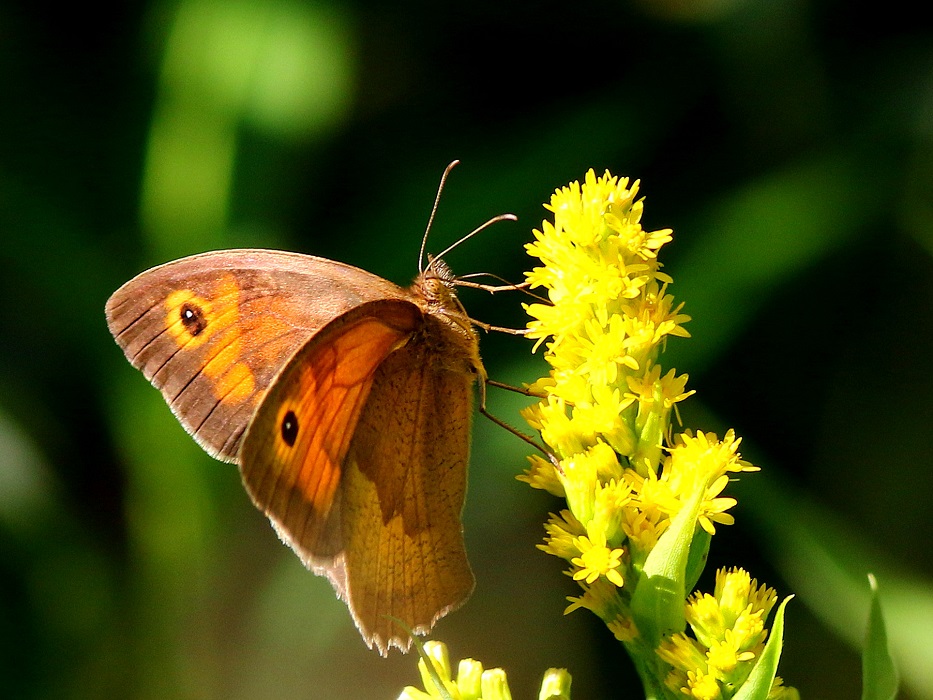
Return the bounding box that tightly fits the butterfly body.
[106,248,481,653]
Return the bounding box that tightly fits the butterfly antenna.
[419,160,461,275]
[432,213,518,264]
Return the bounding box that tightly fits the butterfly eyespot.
[180,302,207,336]
[281,410,299,447]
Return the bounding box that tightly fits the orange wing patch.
[163,275,257,406]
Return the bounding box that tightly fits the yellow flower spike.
[656,568,792,699]
[520,171,796,698]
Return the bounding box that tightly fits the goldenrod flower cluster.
[520,170,795,699]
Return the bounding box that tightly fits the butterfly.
[105,206,494,654]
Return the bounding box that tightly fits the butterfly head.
[418,255,460,311]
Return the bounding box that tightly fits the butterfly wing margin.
[238,299,424,600]
[105,249,411,461]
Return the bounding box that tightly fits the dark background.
[2,0,932,698]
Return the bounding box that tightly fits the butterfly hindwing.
[340,331,476,652]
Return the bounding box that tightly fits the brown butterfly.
[105,182,502,654]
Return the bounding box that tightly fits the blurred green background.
[2,0,932,697]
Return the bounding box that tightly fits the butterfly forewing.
[105,250,408,460]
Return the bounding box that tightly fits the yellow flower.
[657,632,708,673]
[523,395,589,458]
[570,530,625,587]
[661,430,757,535]
[558,442,627,524]
[686,669,723,700]
[711,568,773,626]
[620,505,667,556]
[538,510,586,560]
[575,314,636,386]
[517,454,566,497]
[606,614,639,643]
[625,365,693,411]
[563,577,630,623]
[571,386,636,456]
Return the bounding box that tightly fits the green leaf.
[684,527,711,594]
[630,485,704,645]
[862,574,899,700]
[733,595,793,700]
